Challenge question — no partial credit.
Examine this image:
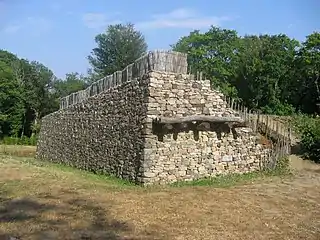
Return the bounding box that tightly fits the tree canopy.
[172,27,320,115]
[87,23,148,81]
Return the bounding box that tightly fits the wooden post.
[288,127,292,154]
[265,115,269,137]
[276,121,279,141]
[242,104,245,119]
[244,107,248,122]
[256,111,260,133]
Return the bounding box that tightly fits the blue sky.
[0,0,319,79]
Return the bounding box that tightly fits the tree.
[294,32,320,114]
[235,34,299,114]
[172,27,242,97]
[87,23,148,81]
[0,49,59,139]
[0,50,25,137]
[171,27,303,115]
[53,72,88,98]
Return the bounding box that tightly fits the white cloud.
[1,17,52,36]
[82,12,121,29]
[136,8,233,30]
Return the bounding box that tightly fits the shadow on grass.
[0,190,163,240]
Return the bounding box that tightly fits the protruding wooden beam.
[227,122,249,128]
[196,122,211,130]
[154,115,244,124]
[163,123,173,131]
[179,122,189,130]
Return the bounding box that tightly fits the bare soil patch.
[0,151,319,240]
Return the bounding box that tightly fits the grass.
[171,171,283,188]
[0,145,320,240]
[0,144,36,157]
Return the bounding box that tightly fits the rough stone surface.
[141,72,267,184]
[36,50,269,185]
[37,77,149,182]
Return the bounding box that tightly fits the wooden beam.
[163,123,173,131]
[179,122,189,130]
[196,122,211,130]
[154,115,245,124]
[228,122,248,128]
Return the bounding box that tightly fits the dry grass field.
[0,145,319,240]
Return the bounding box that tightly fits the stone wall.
[37,77,148,182]
[36,50,269,185]
[36,51,188,182]
[140,72,266,184]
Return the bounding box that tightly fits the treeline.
[0,23,147,141]
[0,50,90,140]
[1,24,319,158]
[172,27,320,115]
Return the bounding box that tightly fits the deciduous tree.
[87,23,148,81]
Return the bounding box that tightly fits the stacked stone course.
[36,50,268,185]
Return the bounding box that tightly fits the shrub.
[292,115,320,163]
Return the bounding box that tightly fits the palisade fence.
[59,50,188,109]
[192,72,292,171]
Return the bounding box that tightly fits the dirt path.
[0,155,319,240]
[290,155,320,171]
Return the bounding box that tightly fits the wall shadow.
[152,121,241,142]
[0,190,164,240]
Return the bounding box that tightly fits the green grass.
[44,161,136,187]
[4,156,137,188]
[1,144,291,189]
[170,170,290,188]
[171,156,291,188]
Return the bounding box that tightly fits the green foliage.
[172,28,320,115]
[293,32,320,113]
[87,23,148,81]
[0,50,88,140]
[292,115,320,163]
[261,100,296,116]
[53,72,88,98]
[172,28,240,98]
[1,135,38,146]
[274,156,291,174]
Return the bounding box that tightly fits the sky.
[0,0,319,79]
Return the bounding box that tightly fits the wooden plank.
[154,115,245,124]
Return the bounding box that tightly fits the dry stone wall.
[36,50,269,185]
[36,51,188,182]
[37,77,149,181]
[141,72,267,184]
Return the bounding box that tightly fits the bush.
[1,136,38,146]
[292,115,320,163]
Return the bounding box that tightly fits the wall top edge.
[58,50,189,110]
